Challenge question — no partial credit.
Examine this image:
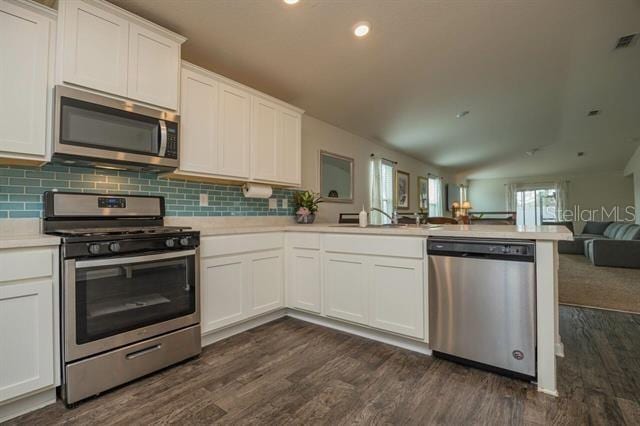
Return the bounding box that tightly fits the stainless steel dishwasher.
[428,237,536,380]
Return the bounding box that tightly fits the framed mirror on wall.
[319,151,354,203]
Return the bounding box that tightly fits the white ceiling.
[108,0,640,179]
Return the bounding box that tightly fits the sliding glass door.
[515,188,557,226]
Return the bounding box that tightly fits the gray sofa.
[557,221,640,268]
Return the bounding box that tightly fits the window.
[370,158,395,224]
[428,176,444,216]
[515,188,557,226]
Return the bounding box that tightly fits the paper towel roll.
[242,183,273,199]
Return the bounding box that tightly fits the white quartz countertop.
[0,218,572,249]
[194,223,573,241]
[0,233,61,249]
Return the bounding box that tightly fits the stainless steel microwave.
[53,86,179,172]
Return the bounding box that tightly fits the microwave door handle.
[159,119,168,156]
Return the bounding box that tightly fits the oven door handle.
[158,119,168,157]
[75,249,196,269]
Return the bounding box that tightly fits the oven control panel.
[63,233,200,259]
[98,197,126,208]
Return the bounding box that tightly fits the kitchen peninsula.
[165,219,572,396]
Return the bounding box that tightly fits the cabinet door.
[218,83,250,178]
[248,250,284,316]
[288,249,321,313]
[62,0,128,96]
[369,257,425,338]
[278,109,301,185]
[201,255,246,333]
[323,254,368,325]
[179,68,219,174]
[0,279,54,402]
[127,23,180,110]
[0,1,50,157]
[251,96,279,181]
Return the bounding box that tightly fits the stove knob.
[109,242,121,253]
[179,237,190,246]
[165,238,176,248]
[88,244,101,255]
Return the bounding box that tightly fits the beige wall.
[467,171,635,232]
[624,147,640,224]
[301,115,447,223]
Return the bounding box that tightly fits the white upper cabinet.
[279,109,302,185]
[59,0,184,110]
[127,23,180,109]
[61,0,128,97]
[0,0,54,160]
[218,82,251,178]
[177,62,302,186]
[180,67,219,174]
[251,96,302,185]
[251,97,279,181]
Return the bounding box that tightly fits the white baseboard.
[201,309,287,347]
[0,388,56,423]
[555,342,565,358]
[286,309,432,355]
[201,308,432,356]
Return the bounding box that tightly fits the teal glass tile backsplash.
[0,165,296,219]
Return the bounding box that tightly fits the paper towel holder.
[242,183,273,199]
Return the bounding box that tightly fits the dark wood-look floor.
[7,306,640,425]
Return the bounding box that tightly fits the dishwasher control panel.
[428,238,535,261]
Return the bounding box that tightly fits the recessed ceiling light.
[456,111,470,118]
[587,109,601,116]
[283,0,299,4]
[353,22,370,37]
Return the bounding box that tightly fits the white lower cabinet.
[201,255,246,333]
[0,279,54,402]
[287,248,321,314]
[200,235,284,334]
[247,250,284,316]
[200,232,425,341]
[324,253,369,326]
[0,246,58,413]
[368,257,424,338]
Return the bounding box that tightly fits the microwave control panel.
[165,123,178,159]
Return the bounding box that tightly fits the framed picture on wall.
[396,170,410,209]
[417,176,428,209]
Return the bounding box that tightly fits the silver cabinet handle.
[126,344,162,360]
[76,249,195,269]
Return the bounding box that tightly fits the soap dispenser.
[359,205,368,228]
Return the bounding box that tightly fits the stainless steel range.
[43,191,201,406]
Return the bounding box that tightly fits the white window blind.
[428,176,444,216]
[370,157,395,224]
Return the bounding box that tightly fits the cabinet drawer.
[0,249,53,283]
[201,232,284,258]
[323,234,424,259]
[286,232,320,250]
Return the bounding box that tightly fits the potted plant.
[293,191,322,224]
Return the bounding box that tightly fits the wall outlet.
[281,199,288,209]
[199,193,208,207]
[269,198,277,209]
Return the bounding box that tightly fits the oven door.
[63,249,199,362]
[54,86,179,169]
